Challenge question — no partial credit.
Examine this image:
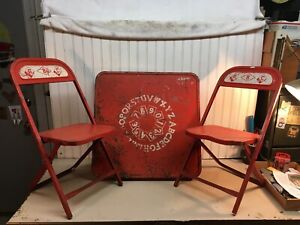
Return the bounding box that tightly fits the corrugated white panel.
[44,29,263,159]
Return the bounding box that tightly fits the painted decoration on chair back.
[19,65,68,79]
[224,72,273,85]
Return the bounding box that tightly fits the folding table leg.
[174,141,200,187]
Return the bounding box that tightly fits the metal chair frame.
[174,66,282,215]
[10,58,123,219]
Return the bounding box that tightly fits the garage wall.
[44,28,263,159]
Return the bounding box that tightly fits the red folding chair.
[174,66,282,215]
[10,58,123,219]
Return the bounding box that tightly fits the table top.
[93,71,200,179]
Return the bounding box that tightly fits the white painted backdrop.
[43,29,263,159]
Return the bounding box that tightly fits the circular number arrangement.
[118,94,176,152]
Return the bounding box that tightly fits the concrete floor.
[7,159,300,224]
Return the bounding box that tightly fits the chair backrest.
[9,58,96,139]
[218,66,282,91]
[201,66,282,144]
[10,58,76,85]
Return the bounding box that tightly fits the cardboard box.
[256,161,300,211]
[280,45,300,84]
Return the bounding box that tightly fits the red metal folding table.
[93,72,200,179]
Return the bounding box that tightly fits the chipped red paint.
[93,72,200,179]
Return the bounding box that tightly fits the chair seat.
[40,123,115,146]
[186,125,260,145]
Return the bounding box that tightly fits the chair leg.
[45,161,73,219]
[98,140,123,186]
[232,157,257,215]
[70,142,98,170]
[232,142,264,215]
[200,141,261,186]
[30,143,60,191]
[200,141,241,174]
[198,141,265,215]
[174,141,200,187]
[243,144,265,185]
[33,143,96,190]
[38,145,72,219]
